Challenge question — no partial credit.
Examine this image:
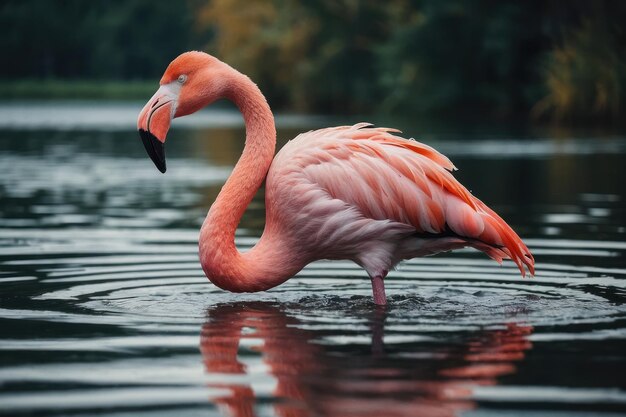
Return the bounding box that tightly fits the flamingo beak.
[137,84,179,173]
[138,129,166,173]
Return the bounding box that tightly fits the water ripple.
[1,124,625,416]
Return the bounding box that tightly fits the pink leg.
[370,273,387,305]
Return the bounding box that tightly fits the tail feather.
[473,199,535,277]
[468,241,507,265]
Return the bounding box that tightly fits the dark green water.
[0,102,625,417]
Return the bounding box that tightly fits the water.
[1,102,625,417]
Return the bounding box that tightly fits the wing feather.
[289,124,473,230]
[272,123,534,276]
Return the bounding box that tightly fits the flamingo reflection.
[200,302,532,417]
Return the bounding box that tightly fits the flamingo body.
[137,51,534,305]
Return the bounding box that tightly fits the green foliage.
[376,1,549,119]
[195,0,390,113]
[534,13,626,123]
[1,0,624,124]
[0,0,207,80]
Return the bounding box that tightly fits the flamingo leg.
[370,272,387,305]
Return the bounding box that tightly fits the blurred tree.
[0,0,208,80]
[195,0,389,113]
[0,0,624,124]
[377,0,550,119]
[196,0,625,122]
[195,0,552,118]
[195,0,315,110]
[533,1,626,124]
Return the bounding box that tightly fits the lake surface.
[1,102,625,417]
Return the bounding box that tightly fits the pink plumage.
[137,51,535,305]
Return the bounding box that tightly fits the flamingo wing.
[270,123,534,276]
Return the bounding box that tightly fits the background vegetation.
[1,0,624,125]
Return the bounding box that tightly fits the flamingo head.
[137,51,229,172]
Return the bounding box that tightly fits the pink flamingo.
[137,51,535,305]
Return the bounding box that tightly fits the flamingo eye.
[177,74,187,84]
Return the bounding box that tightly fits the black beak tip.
[138,129,166,173]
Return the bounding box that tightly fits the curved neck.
[198,71,298,292]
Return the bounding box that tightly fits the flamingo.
[137,51,535,305]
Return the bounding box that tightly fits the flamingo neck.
[198,71,297,292]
